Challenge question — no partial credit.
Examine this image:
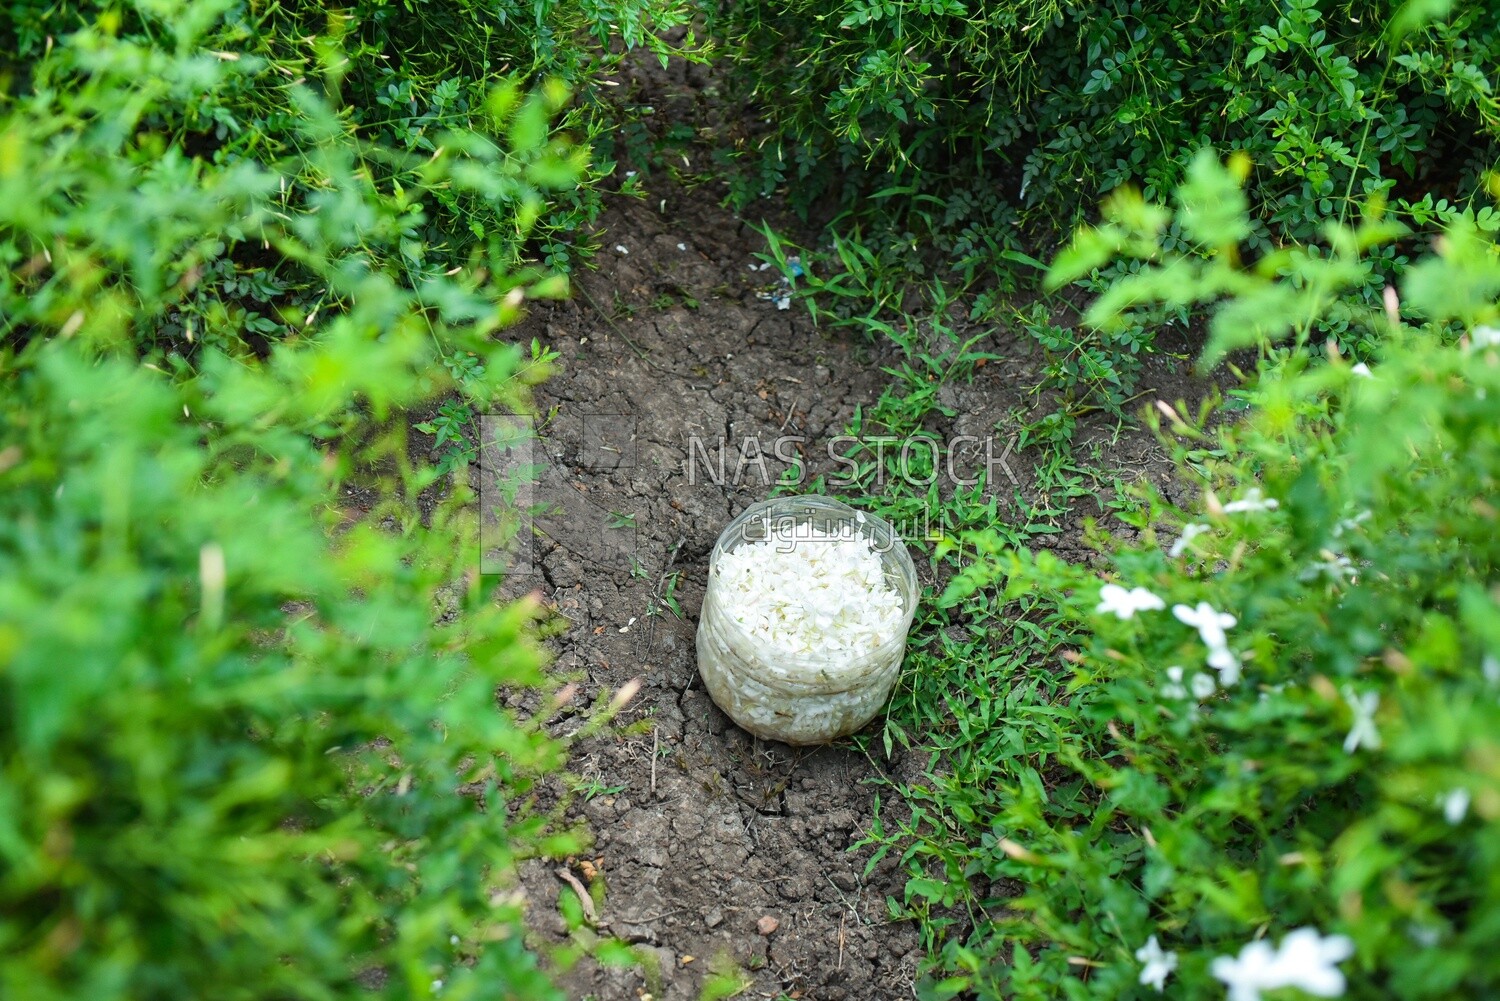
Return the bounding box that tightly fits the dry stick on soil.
[779,397,799,432]
[650,725,659,797]
[555,867,605,928]
[625,907,692,923]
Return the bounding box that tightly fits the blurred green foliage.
[0,0,697,994]
[0,342,568,1001]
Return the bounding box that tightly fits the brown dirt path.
[506,184,927,1001]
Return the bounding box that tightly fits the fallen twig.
[650,725,659,797]
[554,867,605,928]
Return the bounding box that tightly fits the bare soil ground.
[507,185,920,1001]
[490,172,1200,1000]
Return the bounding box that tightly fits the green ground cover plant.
[860,157,1500,999]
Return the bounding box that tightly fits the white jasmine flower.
[1173,601,1236,645]
[1325,554,1354,579]
[1472,325,1500,348]
[1341,685,1380,754]
[1162,666,1188,699]
[1173,601,1241,684]
[1408,923,1441,948]
[1212,939,1281,1001]
[1350,362,1372,378]
[1168,522,1210,558]
[1331,510,1371,539]
[1206,643,1242,685]
[1272,927,1355,997]
[1162,667,1216,704]
[1212,928,1354,1001]
[1300,553,1355,583]
[1223,488,1281,514]
[1097,583,1167,619]
[1135,935,1178,992]
[1443,788,1470,825]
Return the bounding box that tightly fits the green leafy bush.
[0,2,597,996]
[713,0,1499,284]
[2,0,692,342]
[876,159,1500,999]
[0,341,568,1001]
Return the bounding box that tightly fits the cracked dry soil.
[507,188,922,1001]
[492,169,1196,1000]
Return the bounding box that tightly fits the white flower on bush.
[1206,643,1241,682]
[1341,685,1380,754]
[1162,666,1216,710]
[1173,601,1241,685]
[1443,788,1470,825]
[1168,522,1210,558]
[1408,923,1442,948]
[1299,552,1354,583]
[1223,488,1281,514]
[1213,939,1279,1001]
[1331,510,1372,540]
[1162,666,1188,699]
[1212,927,1354,1001]
[1173,601,1234,646]
[1135,935,1178,992]
[1097,583,1166,619]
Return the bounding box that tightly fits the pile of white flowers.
[713,524,904,657]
